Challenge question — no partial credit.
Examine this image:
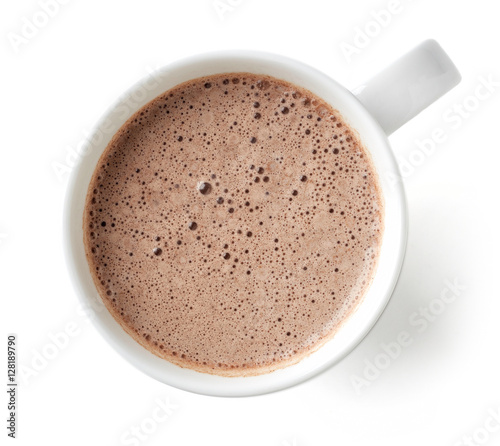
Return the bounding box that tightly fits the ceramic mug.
[64,40,460,397]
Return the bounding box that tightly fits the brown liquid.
[83,73,384,376]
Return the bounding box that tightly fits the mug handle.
[351,39,461,136]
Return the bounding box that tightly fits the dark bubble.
[188,221,198,230]
[281,106,289,114]
[232,78,240,84]
[177,136,183,142]
[333,148,339,154]
[223,79,229,85]
[197,182,212,195]
[228,208,234,213]
[256,80,270,90]
[300,175,308,182]
[153,247,162,256]
[223,253,230,260]
[292,190,298,196]
[155,236,161,241]
[250,137,257,144]
[263,176,269,183]
[204,82,212,88]
[177,240,182,245]
[101,221,106,227]
[254,112,261,119]
[217,197,224,204]
[257,167,264,174]
[253,102,260,108]
[246,231,253,237]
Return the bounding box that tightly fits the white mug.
[64,40,460,397]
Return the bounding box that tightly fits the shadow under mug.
[64,40,460,397]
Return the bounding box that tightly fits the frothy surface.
[83,73,384,376]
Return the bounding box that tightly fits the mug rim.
[63,50,408,397]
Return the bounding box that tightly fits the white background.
[2,0,500,445]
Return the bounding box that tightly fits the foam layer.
[83,73,384,376]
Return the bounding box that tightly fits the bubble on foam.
[83,72,383,377]
[197,182,212,195]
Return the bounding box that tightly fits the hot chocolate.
[83,73,383,376]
